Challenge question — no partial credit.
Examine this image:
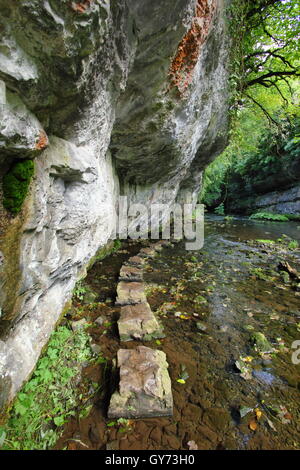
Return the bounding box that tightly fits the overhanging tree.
[230,0,300,124]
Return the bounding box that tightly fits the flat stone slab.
[118,302,164,342]
[125,255,147,268]
[116,281,147,305]
[119,265,143,282]
[139,247,157,258]
[149,243,163,252]
[108,346,173,419]
[154,240,172,248]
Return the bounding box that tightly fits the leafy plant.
[249,267,274,281]
[214,203,225,216]
[107,418,133,433]
[249,212,289,222]
[200,89,300,215]
[3,159,34,214]
[288,240,299,250]
[1,325,93,450]
[228,0,299,121]
[73,281,88,301]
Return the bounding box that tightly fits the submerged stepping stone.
[157,240,172,247]
[119,265,143,282]
[108,346,173,419]
[139,247,157,258]
[116,281,147,305]
[118,302,164,342]
[149,243,163,252]
[125,255,147,268]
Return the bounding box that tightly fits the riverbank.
[52,216,300,450]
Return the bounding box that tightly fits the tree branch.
[271,81,289,105]
[245,50,296,71]
[246,0,281,19]
[246,70,300,88]
[245,93,279,126]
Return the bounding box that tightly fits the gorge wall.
[0,0,230,411]
[227,184,300,216]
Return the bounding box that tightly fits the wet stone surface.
[118,303,164,342]
[116,281,147,306]
[119,265,144,282]
[125,256,147,268]
[108,346,173,419]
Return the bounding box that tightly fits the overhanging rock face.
[0,0,230,411]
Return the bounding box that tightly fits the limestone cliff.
[0,0,229,410]
[227,184,300,216]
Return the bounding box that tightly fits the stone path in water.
[108,241,174,419]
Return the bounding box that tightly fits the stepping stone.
[118,302,164,342]
[125,255,147,268]
[157,240,172,247]
[139,247,157,258]
[116,281,147,305]
[108,346,173,419]
[71,318,87,331]
[150,243,163,252]
[119,265,143,282]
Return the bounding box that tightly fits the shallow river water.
[56,216,300,450]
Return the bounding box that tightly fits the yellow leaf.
[177,379,186,384]
[242,356,253,363]
[249,420,258,431]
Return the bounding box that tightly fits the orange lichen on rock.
[35,130,48,150]
[70,0,93,14]
[169,0,217,96]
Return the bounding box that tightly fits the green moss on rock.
[2,160,34,214]
[250,332,273,353]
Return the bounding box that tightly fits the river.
[56,215,300,450]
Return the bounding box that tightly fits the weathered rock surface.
[108,346,173,418]
[254,185,300,215]
[139,247,157,259]
[116,281,147,306]
[227,184,300,216]
[125,256,147,268]
[119,265,143,282]
[0,0,230,409]
[118,302,164,342]
[0,84,48,162]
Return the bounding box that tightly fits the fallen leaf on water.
[235,359,252,380]
[277,406,292,424]
[242,356,253,363]
[270,314,280,320]
[67,442,77,450]
[249,420,258,431]
[255,408,262,420]
[187,440,198,450]
[266,418,277,432]
[177,379,186,384]
[239,406,253,418]
[241,369,252,381]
